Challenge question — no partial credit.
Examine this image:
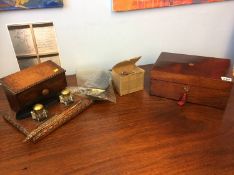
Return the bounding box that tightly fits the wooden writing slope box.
[112,57,145,96]
[0,61,67,119]
[150,52,233,109]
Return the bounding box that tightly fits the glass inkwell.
[59,89,74,106]
[31,104,48,122]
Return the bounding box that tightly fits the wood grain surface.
[0,61,67,115]
[1,65,234,175]
[150,53,233,109]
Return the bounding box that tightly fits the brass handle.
[42,89,50,96]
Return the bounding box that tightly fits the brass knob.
[42,89,50,96]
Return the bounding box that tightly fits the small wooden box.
[112,57,145,96]
[1,61,67,119]
[150,52,233,109]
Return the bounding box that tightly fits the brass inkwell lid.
[33,104,44,113]
[61,89,71,96]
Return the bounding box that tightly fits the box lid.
[151,52,233,90]
[112,56,141,74]
[1,61,66,94]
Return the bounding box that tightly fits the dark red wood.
[1,65,234,175]
[150,52,233,109]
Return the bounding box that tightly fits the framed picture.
[8,22,61,70]
[0,0,63,11]
[113,0,230,11]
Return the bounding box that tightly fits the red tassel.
[178,93,187,107]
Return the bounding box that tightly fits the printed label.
[221,77,232,82]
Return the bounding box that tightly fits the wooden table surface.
[1,65,234,175]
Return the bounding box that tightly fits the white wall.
[0,0,234,77]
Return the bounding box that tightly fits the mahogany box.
[150,52,233,109]
[0,61,67,119]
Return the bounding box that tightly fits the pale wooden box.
[112,57,145,96]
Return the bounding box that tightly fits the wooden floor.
[1,65,234,175]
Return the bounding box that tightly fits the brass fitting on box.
[59,89,74,106]
[31,104,48,122]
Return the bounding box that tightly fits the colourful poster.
[113,0,230,11]
[0,0,63,11]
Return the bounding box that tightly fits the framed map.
[0,0,63,11]
[113,0,230,11]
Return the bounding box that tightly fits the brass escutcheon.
[183,86,190,93]
[53,68,59,73]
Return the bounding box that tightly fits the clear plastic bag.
[67,69,116,103]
